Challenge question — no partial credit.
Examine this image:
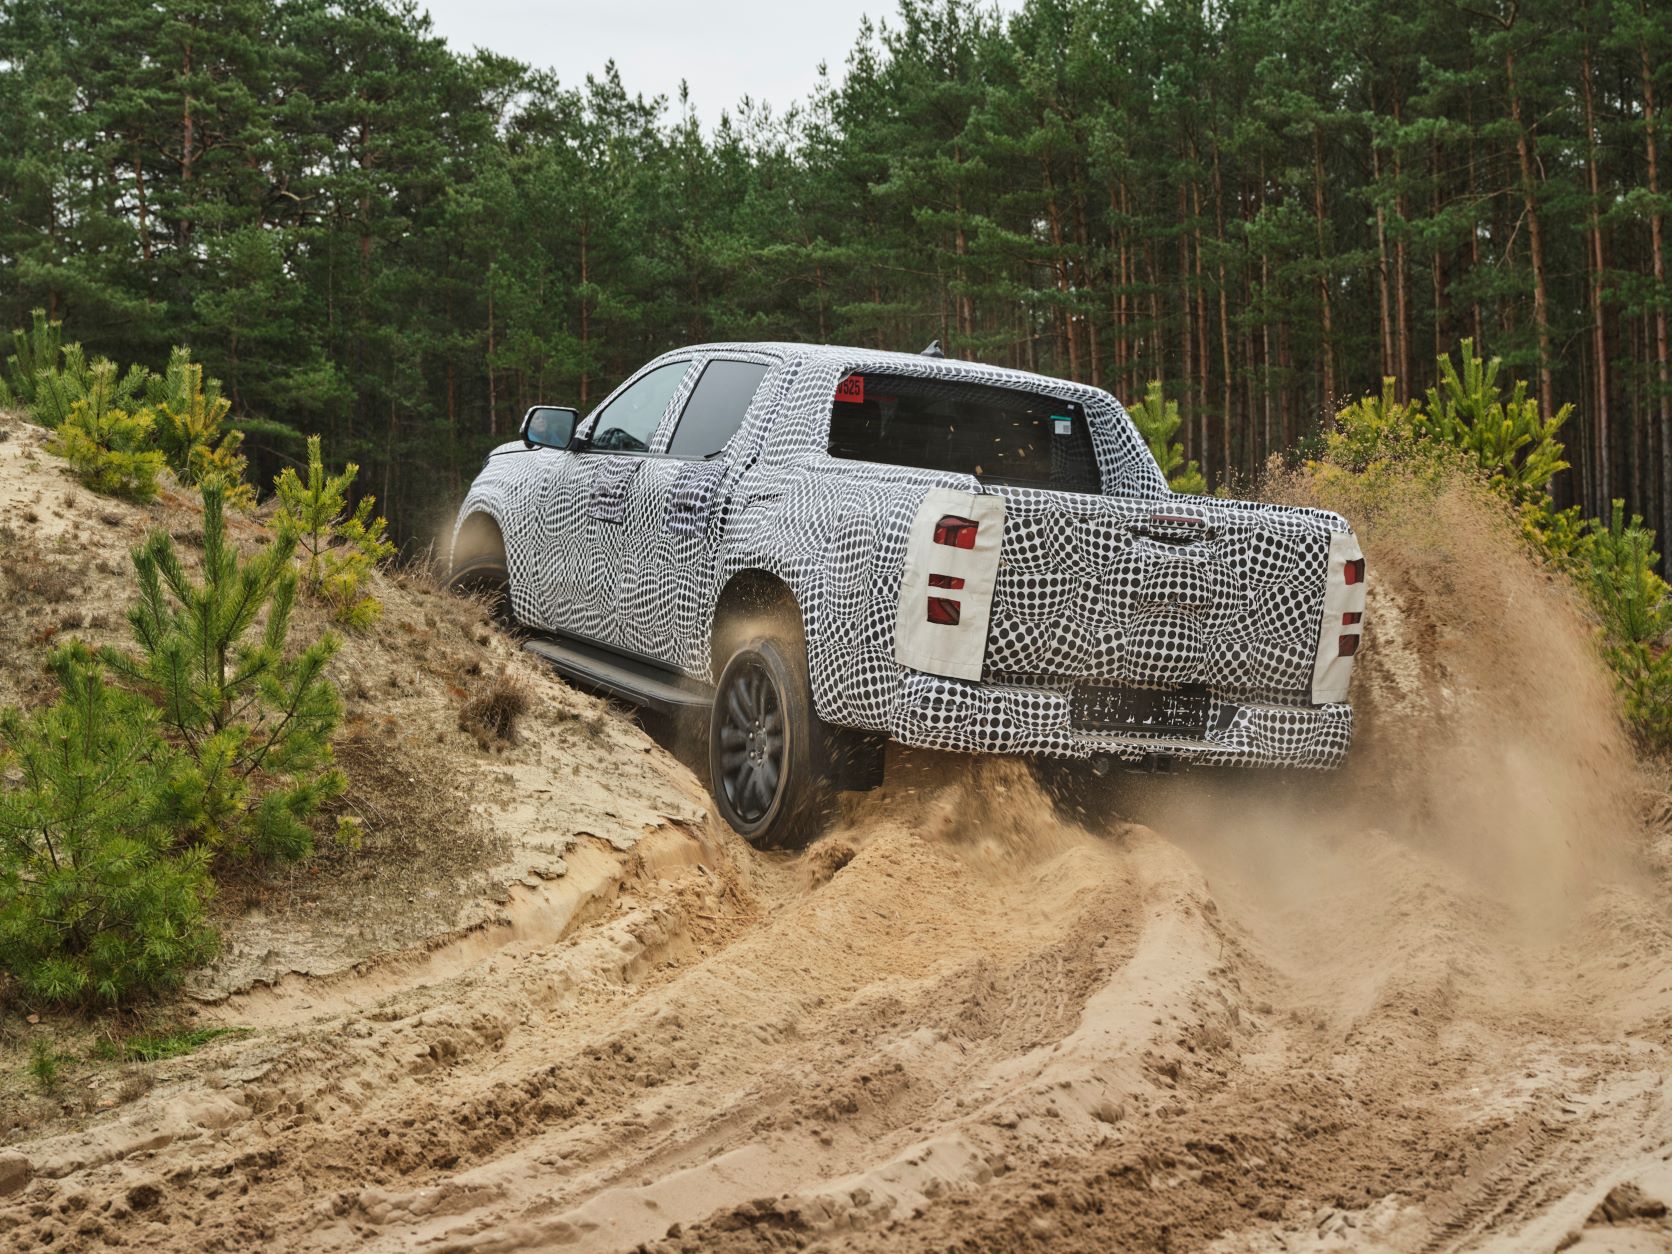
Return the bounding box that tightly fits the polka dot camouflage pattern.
[457,342,1359,771]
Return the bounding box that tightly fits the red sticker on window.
[834,374,865,404]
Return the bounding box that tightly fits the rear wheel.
[708,629,829,849]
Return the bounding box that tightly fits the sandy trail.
[3,469,1672,1252]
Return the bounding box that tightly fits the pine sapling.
[1128,380,1207,494]
[1421,339,1571,504]
[0,644,216,1005]
[49,362,166,500]
[103,479,346,861]
[3,308,62,406]
[28,341,150,431]
[145,348,252,506]
[273,434,395,628]
[1584,502,1672,746]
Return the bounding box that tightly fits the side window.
[666,359,770,457]
[588,361,690,452]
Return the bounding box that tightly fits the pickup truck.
[450,342,1365,848]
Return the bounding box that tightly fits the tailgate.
[980,489,1357,702]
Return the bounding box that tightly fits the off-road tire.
[708,629,830,850]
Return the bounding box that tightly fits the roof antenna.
[920,339,945,358]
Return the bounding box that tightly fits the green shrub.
[1325,377,1427,475]
[1325,348,1672,749]
[1419,339,1571,505]
[103,479,346,861]
[28,341,151,431]
[48,363,166,501]
[1582,503,1672,747]
[27,1041,62,1091]
[2,308,63,407]
[145,348,251,506]
[1128,381,1207,494]
[0,644,216,1006]
[273,435,395,628]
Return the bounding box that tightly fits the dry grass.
[458,670,531,749]
[0,524,79,604]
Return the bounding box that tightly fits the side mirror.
[521,405,580,450]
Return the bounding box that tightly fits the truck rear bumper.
[886,674,1352,770]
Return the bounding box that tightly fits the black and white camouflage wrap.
[457,342,1357,769]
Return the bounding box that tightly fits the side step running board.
[522,635,714,713]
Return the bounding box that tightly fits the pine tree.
[145,347,252,504]
[103,479,346,861]
[2,308,61,405]
[1127,381,1207,494]
[0,643,217,1005]
[273,434,394,628]
[1583,502,1672,745]
[27,340,149,429]
[1421,338,1572,504]
[49,364,166,500]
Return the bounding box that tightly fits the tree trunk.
[1371,130,1395,379]
[1191,175,1210,476]
[134,157,152,264]
[1259,160,1274,465]
[1504,41,1555,420]
[178,36,194,250]
[1074,176,1097,385]
[1431,133,1447,371]
[1212,137,1234,482]
[1582,20,1610,510]
[1638,3,1672,544]
[1178,177,1193,455]
[1467,94,1485,350]
[1312,124,1334,413]
[1392,94,1411,392]
[578,221,591,407]
[1043,157,1076,380]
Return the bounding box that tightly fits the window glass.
[827,373,1101,494]
[667,359,769,457]
[588,361,690,452]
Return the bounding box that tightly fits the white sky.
[417,0,1016,127]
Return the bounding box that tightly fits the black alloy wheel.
[707,629,828,849]
[716,656,787,824]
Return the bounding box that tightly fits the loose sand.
[1,416,1669,1252]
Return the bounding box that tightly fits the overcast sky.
[418,0,1015,127]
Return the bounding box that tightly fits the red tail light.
[1343,557,1365,586]
[1339,634,1360,657]
[927,597,962,625]
[928,573,965,590]
[934,515,979,549]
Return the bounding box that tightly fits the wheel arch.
[451,508,507,574]
[710,568,803,682]
[709,567,885,795]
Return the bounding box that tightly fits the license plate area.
[1071,684,1210,737]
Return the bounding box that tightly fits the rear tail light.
[1343,557,1365,586]
[928,573,965,590]
[927,597,962,625]
[1339,634,1360,657]
[934,515,979,549]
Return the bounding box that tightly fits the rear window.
[826,373,1100,494]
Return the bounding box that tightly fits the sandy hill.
[1,411,1671,1253]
